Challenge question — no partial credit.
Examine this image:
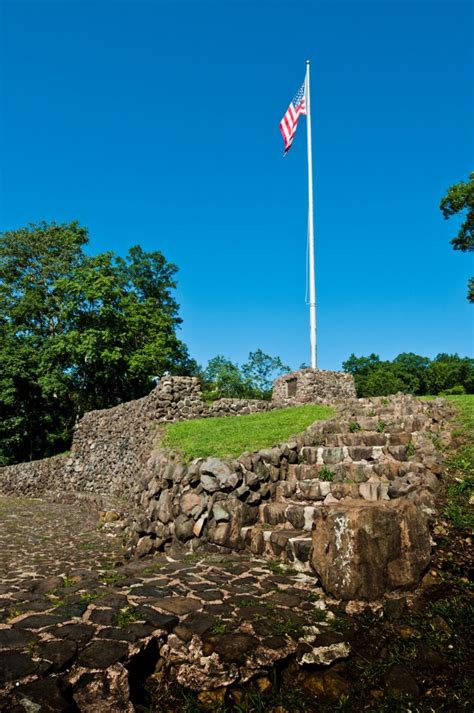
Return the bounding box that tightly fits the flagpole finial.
[306,59,310,64]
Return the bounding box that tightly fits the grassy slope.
[423,394,473,528]
[443,395,474,530]
[160,404,334,460]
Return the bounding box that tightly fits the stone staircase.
[241,397,443,572]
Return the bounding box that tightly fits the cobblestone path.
[0,497,342,712]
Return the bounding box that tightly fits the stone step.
[322,431,412,448]
[276,479,390,503]
[241,524,312,571]
[346,406,423,418]
[333,416,427,434]
[259,501,319,530]
[297,444,412,468]
[300,444,387,465]
[287,458,423,484]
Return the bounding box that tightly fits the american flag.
[279,81,306,154]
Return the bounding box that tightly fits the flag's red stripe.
[279,81,307,153]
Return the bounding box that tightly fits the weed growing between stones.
[5,607,22,622]
[27,640,39,658]
[271,618,304,638]
[235,599,254,608]
[142,562,166,574]
[99,569,123,585]
[348,421,361,433]
[266,560,298,575]
[310,608,327,624]
[79,591,98,604]
[45,593,65,608]
[114,606,141,627]
[210,617,230,634]
[377,421,387,433]
[62,575,80,588]
[318,467,335,482]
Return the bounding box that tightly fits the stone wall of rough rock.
[0,377,273,498]
[207,398,275,417]
[0,376,201,498]
[63,376,206,496]
[272,368,356,405]
[125,395,455,560]
[0,454,68,497]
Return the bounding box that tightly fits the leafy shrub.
[440,385,466,396]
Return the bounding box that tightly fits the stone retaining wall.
[208,398,274,417]
[0,377,273,498]
[272,368,356,406]
[125,395,455,566]
[0,454,68,498]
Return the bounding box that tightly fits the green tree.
[53,249,193,412]
[342,353,381,396]
[202,350,291,401]
[342,353,381,376]
[202,356,254,400]
[440,172,474,302]
[363,362,420,397]
[242,349,290,398]
[425,354,474,395]
[342,351,474,398]
[393,352,430,393]
[0,221,194,464]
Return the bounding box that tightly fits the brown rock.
[311,500,431,600]
[73,665,134,712]
[385,664,420,698]
[181,491,205,515]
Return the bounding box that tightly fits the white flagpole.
[305,59,317,369]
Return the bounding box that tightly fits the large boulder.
[310,499,431,600]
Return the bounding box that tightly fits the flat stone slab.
[0,496,340,708]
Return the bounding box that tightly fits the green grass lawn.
[160,404,334,461]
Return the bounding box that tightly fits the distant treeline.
[342,353,474,398]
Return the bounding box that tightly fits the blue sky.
[1,0,472,371]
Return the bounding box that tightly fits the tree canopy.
[440,172,474,302]
[0,221,196,465]
[201,351,290,401]
[343,352,474,398]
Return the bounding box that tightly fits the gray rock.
[200,474,220,493]
[135,535,155,557]
[157,491,174,524]
[244,471,260,488]
[174,514,195,542]
[212,503,230,522]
